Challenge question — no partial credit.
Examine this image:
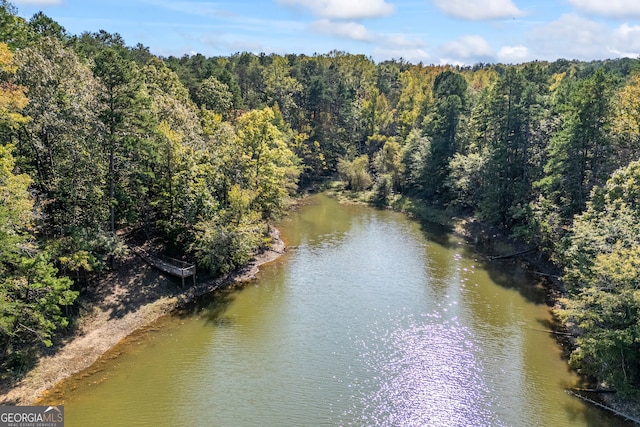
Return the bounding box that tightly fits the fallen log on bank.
[570,388,616,393]
[532,270,561,280]
[528,328,575,337]
[566,390,640,425]
[488,247,536,261]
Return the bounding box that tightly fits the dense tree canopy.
[561,162,640,393]
[2,2,640,393]
[0,142,76,362]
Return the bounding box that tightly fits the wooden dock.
[133,247,196,287]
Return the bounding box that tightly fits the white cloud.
[381,34,427,48]
[310,19,374,41]
[371,33,430,62]
[373,47,430,63]
[526,16,640,61]
[433,0,523,20]
[143,1,228,18]
[440,35,495,63]
[610,24,640,57]
[528,14,609,60]
[13,0,62,4]
[277,0,395,19]
[200,34,266,53]
[568,0,640,18]
[497,45,530,63]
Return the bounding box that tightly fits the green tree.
[142,57,210,243]
[373,137,404,192]
[234,107,300,217]
[15,37,107,238]
[232,52,265,110]
[71,30,128,62]
[423,70,467,196]
[446,150,487,209]
[376,60,406,111]
[402,128,430,194]
[0,0,31,49]
[537,70,614,224]
[363,88,394,140]
[561,161,640,394]
[194,75,233,118]
[338,155,372,191]
[263,55,302,124]
[0,144,77,362]
[93,47,155,243]
[28,12,68,41]
[478,66,547,228]
[190,185,264,275]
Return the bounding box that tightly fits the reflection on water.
[350,317,500,427]
[43,194,630,426]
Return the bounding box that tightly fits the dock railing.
[133,247,196,287]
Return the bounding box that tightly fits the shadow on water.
[172,288,237,328]
[563,401,636,427]
[410,211,637,427]
[408,214,458,250]
[479,258,549,305]
[413,214,550,306]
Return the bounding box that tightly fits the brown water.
[43,194,630,426]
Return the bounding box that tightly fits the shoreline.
[0,227,286,406]
[329,186,640,422]
[386,196,640,423]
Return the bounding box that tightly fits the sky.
[10,0,640,65]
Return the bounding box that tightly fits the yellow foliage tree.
[613,75,640,162]
[0,42,28,130]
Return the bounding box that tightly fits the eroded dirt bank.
[0,228,285,405]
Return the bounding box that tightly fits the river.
[41,194,629,426]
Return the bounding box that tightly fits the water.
[42,194,629,426]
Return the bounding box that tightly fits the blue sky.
[11,0,640,64]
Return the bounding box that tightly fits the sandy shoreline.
[0,227,285,405]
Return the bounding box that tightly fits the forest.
[1,0,639,395]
